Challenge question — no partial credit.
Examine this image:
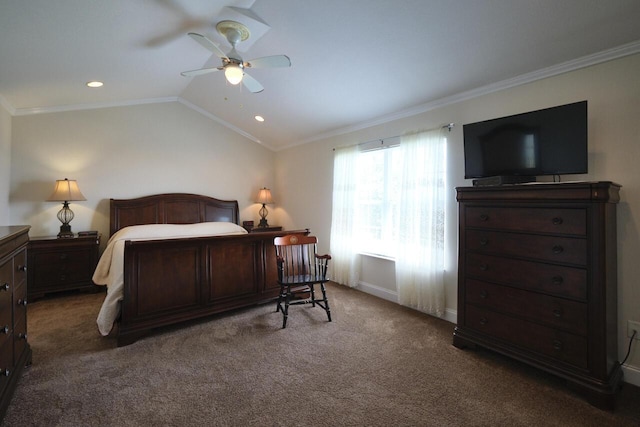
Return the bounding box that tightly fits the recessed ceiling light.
[255,115,265,122]
[86,81,103,88]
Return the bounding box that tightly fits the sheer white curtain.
[395,128,446,317]
[329,145,361,287]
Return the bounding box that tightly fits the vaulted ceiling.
[2,0,640,150]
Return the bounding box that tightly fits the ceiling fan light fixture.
[224,65,243,85]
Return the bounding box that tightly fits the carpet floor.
[2,283,639,426]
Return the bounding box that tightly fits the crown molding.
[0,94,16,115]
[4,40,640,152]
[177,97,273,150]
[286,40,640,150]
[11,97,180,116]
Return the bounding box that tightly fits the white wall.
[9,101,276,240]
[276,53,640,382]
[0,104,11,224]
[6,52,640,385]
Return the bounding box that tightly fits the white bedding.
[93,222,248,336]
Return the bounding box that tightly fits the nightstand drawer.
[32,250,94,286]
[28,234,101,298]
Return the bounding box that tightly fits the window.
[331,127,447,315]
[355,145,402,257]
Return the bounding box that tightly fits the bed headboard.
[109,193,240,236]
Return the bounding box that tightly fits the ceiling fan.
[181,20,291,93]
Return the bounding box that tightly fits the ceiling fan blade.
[188,32,228,59]
[180,67,221,77]
[242,72,264,93]
[246,55,291,69]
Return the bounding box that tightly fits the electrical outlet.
[628,320,640,339]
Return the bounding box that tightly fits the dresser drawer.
[466,253,586,300]
[0,289,10,336]
[13,280,27,333]
[0,261,11,331]
[0,334,12,393]
[466,207,587,236]
[465,279,587,335]
[465,305,588,369]
[12,321,27,365]
[466,230,587,265]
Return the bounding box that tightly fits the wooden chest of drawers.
[453,182,621,409]
[0,226,31,422]
[27,234,100,299]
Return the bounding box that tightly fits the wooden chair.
[274,234,332,328]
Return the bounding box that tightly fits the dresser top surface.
[0,225,30,243]
[457,181,621,203]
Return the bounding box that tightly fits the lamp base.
[57,224,74,239]
[258,218,270,228]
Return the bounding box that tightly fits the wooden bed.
[107,193,302,346]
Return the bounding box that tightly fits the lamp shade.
[255,188,274,205]
[47,178,86,202]
[224,65,243,85]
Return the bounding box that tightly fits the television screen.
[463,101,587,179]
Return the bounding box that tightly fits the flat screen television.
[463,101,587,183]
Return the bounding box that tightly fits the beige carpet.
[2,283,639,426]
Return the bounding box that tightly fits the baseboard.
[356,281,457,324]
[622,363,640,387]
[356,281,398,304]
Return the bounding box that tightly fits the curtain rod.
[333,123,455,151]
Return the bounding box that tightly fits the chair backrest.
[274,235,327,282]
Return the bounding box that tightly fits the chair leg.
[276,285,282,313]
[321,283,331,322]
[282,285,291,328]
[310,283,316,307]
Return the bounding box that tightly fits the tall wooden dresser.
[453,182,621,409]
[0,226,31,421]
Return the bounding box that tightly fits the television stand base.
[472,176,536,186]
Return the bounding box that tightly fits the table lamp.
[47,178,86,238]
[255,187,274,228]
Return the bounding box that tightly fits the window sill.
[358,251,395,262]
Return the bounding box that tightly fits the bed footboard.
[117,230,301,346]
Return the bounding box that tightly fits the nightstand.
[250,226,283,232]
[27,234,101,299]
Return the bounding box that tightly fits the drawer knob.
[1,325,8,334]
[59,253,69,260]
[552,245,564,254]
[17,299,27,307]
[479,238,489,246]
[553,309,563,318]
[2,369,9,377]
[479,263,488,271]
[479,214,489,221]
[552,276,564,285]
[480,317,488,325]
[17,265,27,272]
[552,340,563,351]
[479,290,488,299]
[552,217,563,225]
[1,283,8,291]
[18,333,27,341]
